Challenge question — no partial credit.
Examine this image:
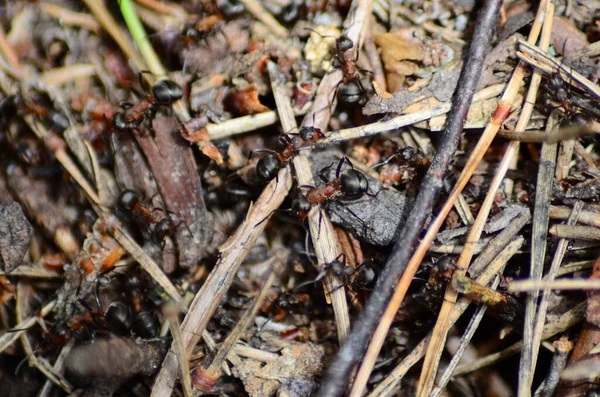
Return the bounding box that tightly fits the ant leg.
[249,149,278,158]
[343,205,372,231]
[335,156,353,179]
[319,163,335,183]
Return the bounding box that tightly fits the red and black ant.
[117,189,184,247]
[181,15,225,46]
[300,156,377,235]
[295,253,377,295]
[373,146,430,190]
[333,34,372,104]
[111,79,183,135]
[254,125,326,181]
[94,268,161,338]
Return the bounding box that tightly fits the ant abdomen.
[256,154,282,181]
[340,169,369,197]
[105,302,133,335]
[152,79,183,105]
[339,81,363,104]
[118,189,140,211]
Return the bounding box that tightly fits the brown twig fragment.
[192,257,281,391]
[151,170,293,396]
[267,61,350,342]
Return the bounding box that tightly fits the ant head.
[340,169,369,197]
[47,111,70,133]
[292,193,312,218]
[435,256,456,277]
[182,23,199,39]
[118,189,139,211]
[398,147,416,162]
[152,79,184,105]
[111,112,128,131]
[298,126,325,142]
[256,154,282,181]
[339,81,363,104]
[132,311,159,338]
[336,35,354,53]
[105,302,133,335]
[155,218,175,239]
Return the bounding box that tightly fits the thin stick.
[332,2,504,395]
[83,0,148,73]
[510,279,600,292]
[517,39,600,99]
[319,84,505,144]
[549,224,600,240]
[0,300,55,355]
[151,172,293,396]
[452,302,585,377]
[267,61,350,342]
[202,258,281,379]
[430,276,501,397]
[519,101,560,396]
[368,236,524,396]
[528,201,581,385]
[238,0,288,37]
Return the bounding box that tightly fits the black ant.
[94,268,161,338]
[181,15,225,47]
[111,79,183,135]
[254,125,326,181]
[117,189,182,247]
[373,147,430,190]
[300,156,376,235]
[334,34,371,104]
[302,156,373,203]
[295,253,377,295]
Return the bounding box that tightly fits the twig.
[430,276,501,397]
[538,338,573,397]
[205,104,310,140]
[16,282,73,393]
[519,104,560,396]
[517,39,600,99]
[267,61,350,342]
[319,84,505,144]
[151,173,293,396]
[368,236,524,396]
[40,3,101,32]
[549,224,600,240]
[83,0,148,73]
[193,257,281,390]
[321,1,503,395]
[238,0,288,37]
[528,200,581,386]
[0,300,56,355]
[164,303,192,397]
[452,302,585,376]
[509,279,600,292]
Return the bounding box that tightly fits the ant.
[254,125,326,181]
[373,147,430,190]
[181,15,225,47]
[111,79,183,135]
[295,253,377,295]
[117,189,181,247]
[334,34,372,104]
[300,156,376,235]
[94,268,161,338]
